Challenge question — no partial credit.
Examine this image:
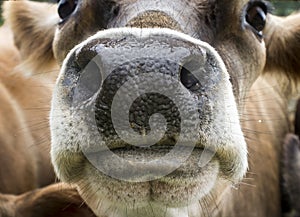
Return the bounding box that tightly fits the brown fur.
[264,13,300,81]
[221,77,290,216]
[0,23,55,192]
[3,0,59,76]
[0,183,96,217]
[282,99,300,216]
[282,134,300,217]
[126,11,182,31]
[3,0,300,216]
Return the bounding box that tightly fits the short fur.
[0,19,55,192]
[3,0,59,76]
[282,134,300,216]
[0,183,96,217]
[264,13,300,81]
[3,0,300,217]
[282,99,300,216]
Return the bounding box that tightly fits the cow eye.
[245,2,268,38]
[57,0,78,20]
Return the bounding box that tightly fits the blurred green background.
[0,0,300,26]
[272,0,300,15]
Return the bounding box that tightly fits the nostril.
[75,45,98,70]
[180,59,202,92]
[112,5,120,17]
[73,60,102,104]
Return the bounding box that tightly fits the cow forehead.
[79,0,249,17]
[75,0,251,41]
[116,0,248,11]
[117,0,245,5]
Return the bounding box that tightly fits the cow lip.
[80,139,246,182]
[84,143,211,157]
[81,144,219,181]
[76,148,220,209]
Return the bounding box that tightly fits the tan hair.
[264,13,300,81]
[3,0,59,75]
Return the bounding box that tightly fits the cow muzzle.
[51,28,247,186]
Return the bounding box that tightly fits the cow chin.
[52,148,220,204]
[50,28,248,217]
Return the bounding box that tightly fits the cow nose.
[65,29,220,146]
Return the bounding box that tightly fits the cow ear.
[15,183,97,217]
[263,13,300,81]
[2,0,59,75]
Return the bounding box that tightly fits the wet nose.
[66,29,221,146]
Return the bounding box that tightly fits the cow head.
[3,0,300,216]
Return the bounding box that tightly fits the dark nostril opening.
[73,60,102,104]
[112,5,120,16]
[180,59,202,92]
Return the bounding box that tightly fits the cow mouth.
[52,138,235,208]
[76,146,220,208]
[84,145,217,181]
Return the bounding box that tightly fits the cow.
[0,21,55,194]
[0,16,93,217]
[3,0,300,217]
[0,183,96,217]
[282,99,300,216]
